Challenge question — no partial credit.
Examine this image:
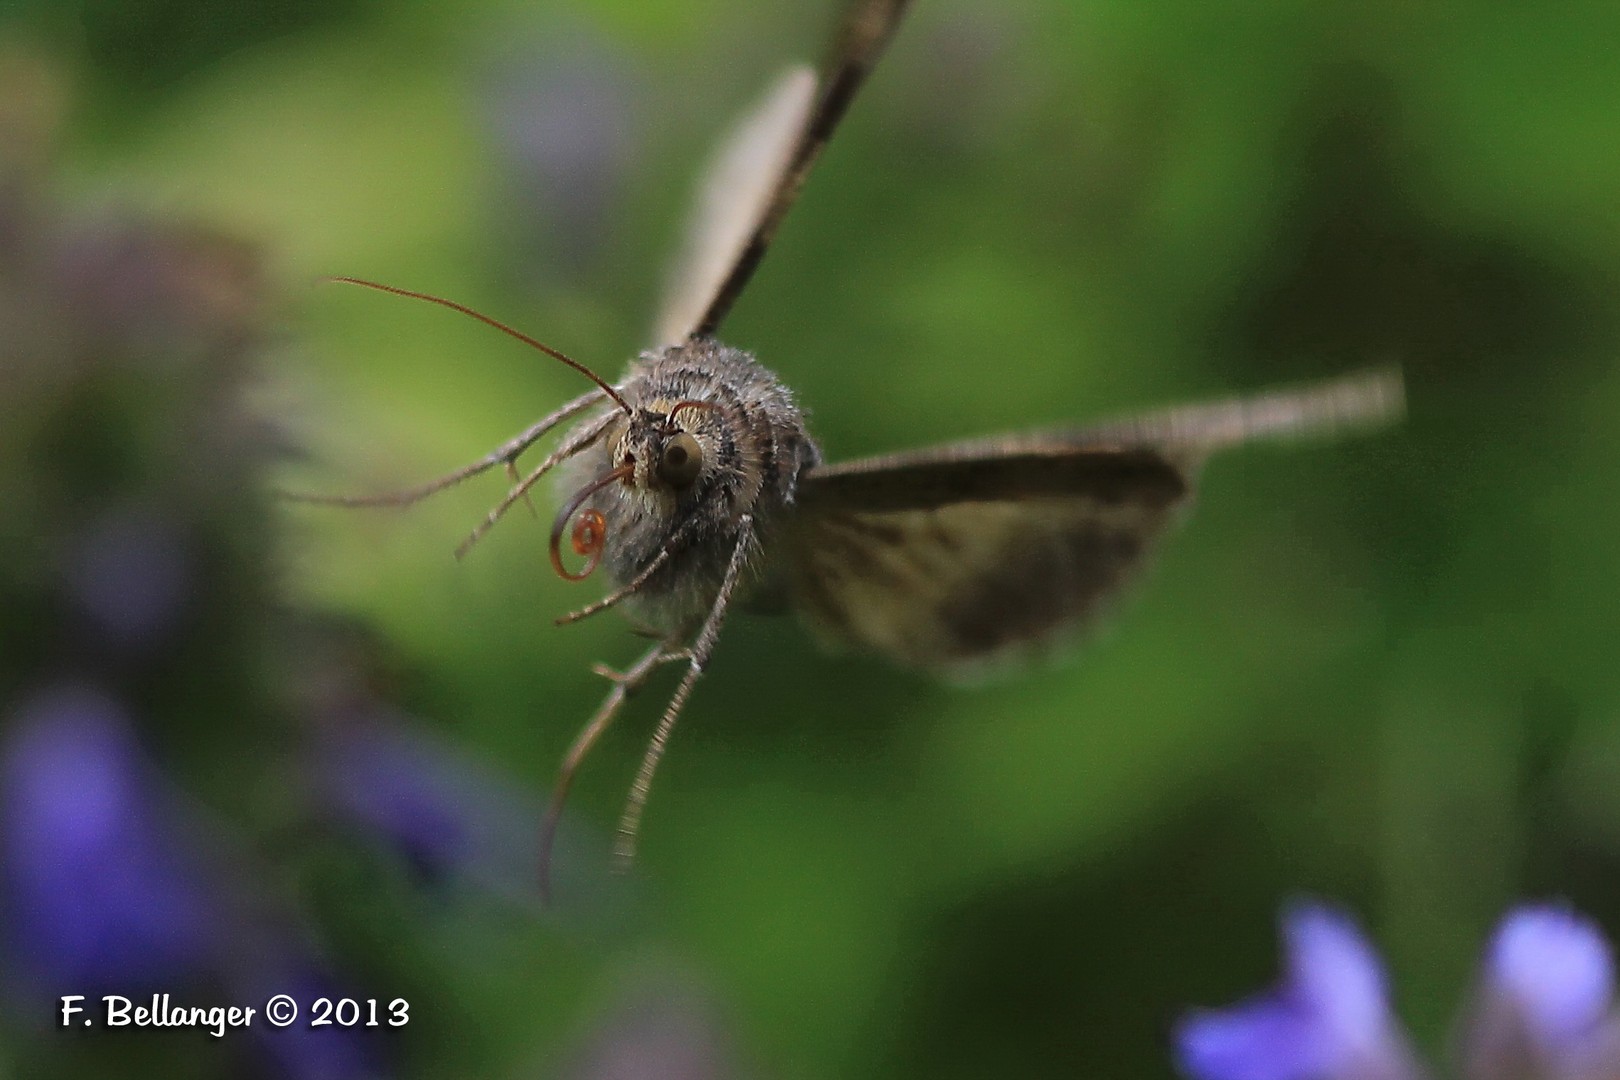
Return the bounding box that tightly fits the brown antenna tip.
[321,276,632,415]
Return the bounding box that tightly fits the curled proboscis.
[549,465,633,581]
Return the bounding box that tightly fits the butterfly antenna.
[323,277,633,415]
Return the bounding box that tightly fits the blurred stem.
[1379,650,1523,1040]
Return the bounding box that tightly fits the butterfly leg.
[538,637,688,905]
[612,514,756,872]
[556,516,704,626]
[505,460,538,520]
[455,410,617,560]
[278,389,603,508]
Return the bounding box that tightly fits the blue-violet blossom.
[1176,902,1620,1080]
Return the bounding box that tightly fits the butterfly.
[287,0,1402,901]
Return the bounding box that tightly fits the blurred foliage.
[2,0,1619,1078]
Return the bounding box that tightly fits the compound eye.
[657,431,703,488]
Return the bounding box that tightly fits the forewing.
[788,448,1192,672]
[786,367,1404,672]
[653,0,912,347]
[652,66,818,350]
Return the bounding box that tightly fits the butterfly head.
[613,400,713,493]
[549,399,718,582]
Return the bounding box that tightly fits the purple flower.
[232,958,390,1080]
[312,709,541,899]
[1176,903,1417,1080]
[1460,907,1619,1080]
[1176,901,1620,1080]
[0,684,222,997]
[1486,908,1612,1046]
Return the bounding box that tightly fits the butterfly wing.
[651,66,818,350]
[651,0,912,348]
[785,368,1403,672]
[789,450,1192,672]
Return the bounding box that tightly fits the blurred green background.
[3,0,1620,1076]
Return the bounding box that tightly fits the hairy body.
[558,339,821,633]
